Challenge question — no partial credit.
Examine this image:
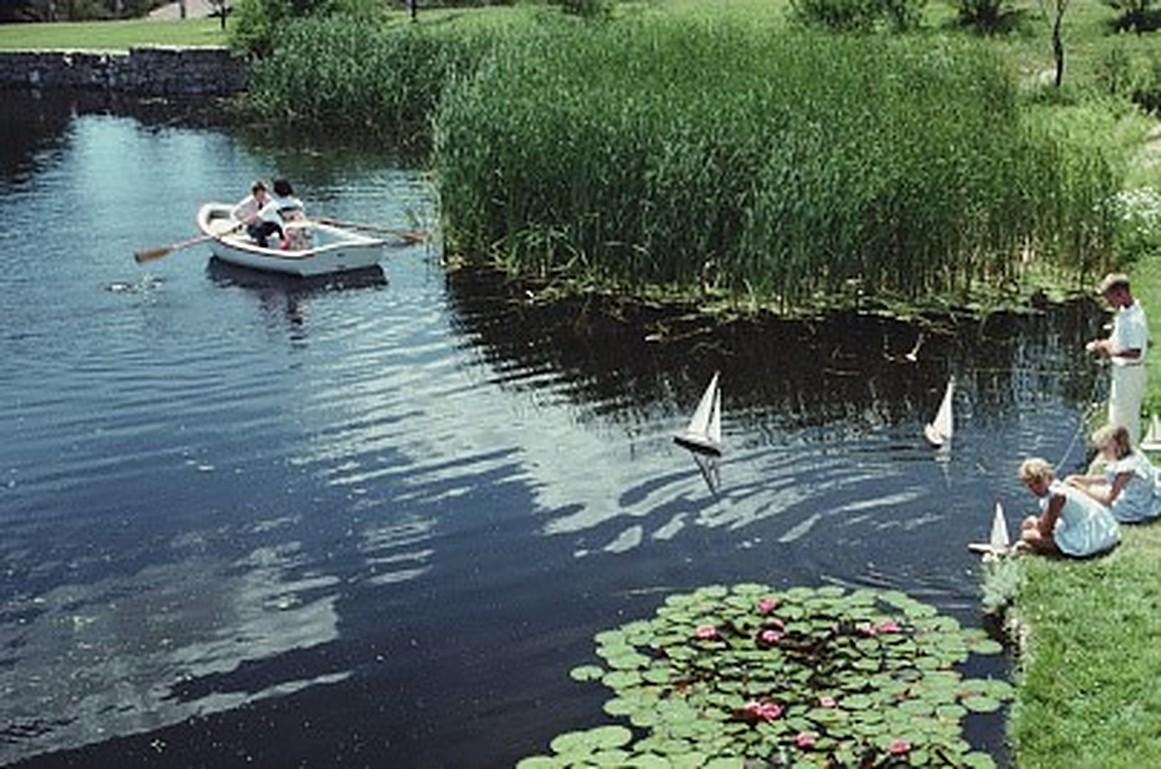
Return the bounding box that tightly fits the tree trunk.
[1052,12,1064,87]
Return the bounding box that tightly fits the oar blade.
[134,246,171,263]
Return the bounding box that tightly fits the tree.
[1040,0,1069,87]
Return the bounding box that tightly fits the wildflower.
[889,739,911,755]
[757,597,779,615]
[795,731,816,749]
[694,625,718,640]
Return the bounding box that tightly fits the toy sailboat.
[968,501,1013,556]
[1142,414,1161,453]
[924,377,955,448]
[675,372,722,457]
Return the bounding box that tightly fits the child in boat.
[231,180,269,224]
[270,178,311,251]
[1017,457,1120,556]
[1065,425,1161,523]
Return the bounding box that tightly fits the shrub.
[1105,0,1160,33]
[791,0,926,31]
[956,0,1012,32]
[434,22,1122,305]
[231,0,385,56]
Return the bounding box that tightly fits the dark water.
[0,91,1106,768]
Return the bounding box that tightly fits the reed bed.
[245,16,498,147]
[434,21,1123,305]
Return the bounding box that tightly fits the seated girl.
[1066,425,1161,524]
[1017,457,1119,557]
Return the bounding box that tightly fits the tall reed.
[434,21,1123,305]
[245,16,497,148]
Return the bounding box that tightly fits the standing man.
[1087,273,1149,443]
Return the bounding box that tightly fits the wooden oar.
[135,222,244,264]
[316,217,430,244]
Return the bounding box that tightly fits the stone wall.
[0,47,247,95]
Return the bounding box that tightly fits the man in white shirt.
[1087,273,1149,443]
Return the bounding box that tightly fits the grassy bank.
[0,18,226,50]
[1010,524,1161,769]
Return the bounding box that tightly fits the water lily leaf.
[962,751,998,769]
[570,665,605,682]
[591,749,632,766]
[935,704,967,720]
[605,669,645,688]
[549,731,593,756]
[966,638,1004,655]
[626,754,671,769]
[515,756,558,769]
[586,725,632,749]
[603,697,635,717]
[643,667,671,684]
[961,695,1002,713]
[703,758,743,769]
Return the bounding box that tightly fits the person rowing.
[246,178,307,250]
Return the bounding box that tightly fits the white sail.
[924,377,955,447]
[990,501,1010,550]
[1142,414,1161,452]
[675,372,723,456]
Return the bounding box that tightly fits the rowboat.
[196,203,386,277]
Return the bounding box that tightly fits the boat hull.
[197,203,385,277]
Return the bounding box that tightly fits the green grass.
[0,18,227,50]
[1010,526,1161,769]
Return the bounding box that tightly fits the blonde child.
[1066,425,1161,524]
[1017,458,1120,556]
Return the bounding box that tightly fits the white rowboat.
[196,203,386,277]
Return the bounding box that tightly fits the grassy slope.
[0,18,226,50]
[1011,524,1161,769]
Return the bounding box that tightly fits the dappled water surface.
[0,93,1106,768]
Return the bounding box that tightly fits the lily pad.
[570,664,605,682]
[962,695,1003,713]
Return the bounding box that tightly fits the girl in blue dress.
[1018,457,1120,557]
[1066,425,1161,524]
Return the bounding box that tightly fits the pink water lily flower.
[818,696,837,708]
[694,624,718,640]
[757,597,779,615]
[877,620,902,634]
[759,629,783,644]
[794,731,816,750]
[889,739,911,755]
[744,700,783,721]
[857,623,879,637]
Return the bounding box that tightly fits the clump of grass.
[434,20,1125,307]
[244,16,500,147]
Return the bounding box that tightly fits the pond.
[0,91,1105,768]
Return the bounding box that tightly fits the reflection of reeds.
[444,268,1103,431]
[435,21,1121,305]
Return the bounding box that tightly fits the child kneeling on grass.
[1066,425,1161,524]
[1018,457,1120,557]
